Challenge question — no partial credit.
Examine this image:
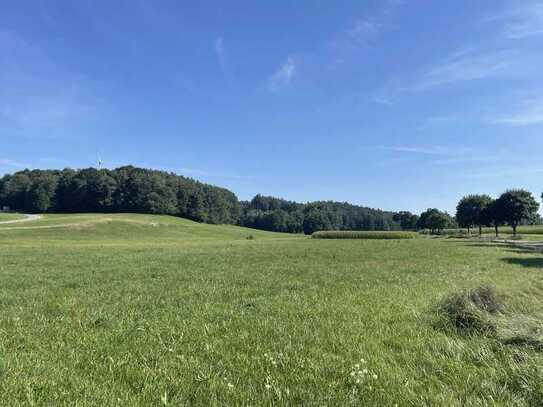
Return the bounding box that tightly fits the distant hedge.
[311,231,417,239]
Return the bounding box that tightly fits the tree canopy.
[456,195,493,234]
[0,168,404,234]
[0,167,239,225]
[495,190,539,235]
[417,208,455,234]
[240,195,401,234]
[393,211,420,231]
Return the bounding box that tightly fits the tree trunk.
[478,225,482,236]
[513,224,517,237]
[467,226,470,234]
[495,224,498,237]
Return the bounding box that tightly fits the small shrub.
[311,231,416,240]
[440,286,504,335]
[246,235,254,240]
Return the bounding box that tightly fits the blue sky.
[1,0,543,214]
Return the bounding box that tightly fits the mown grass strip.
[434,226,543,235]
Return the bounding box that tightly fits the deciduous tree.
[495,190,539,236]
[456,195,493,235]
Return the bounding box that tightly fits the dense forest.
[0,167,239,224]
[0,166,405,234]
[240,195,401,234]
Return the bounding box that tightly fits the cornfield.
[312,231,417,239]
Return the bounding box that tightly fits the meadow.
[0,212,25,222]
[1,214,543,405]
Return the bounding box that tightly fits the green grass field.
[1,214,543,405]
[0,212,25,222]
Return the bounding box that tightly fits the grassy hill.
[0,212,25,222]
[0,213,293,244]
[0,214,543,405]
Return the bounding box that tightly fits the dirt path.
[0,214,42,225]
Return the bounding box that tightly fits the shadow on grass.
[502,257,543,269]
[503,335,543,351]
[450,240,543,255]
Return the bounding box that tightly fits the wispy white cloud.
[214,37,227,74]
[268,56,297,92]
[375,45,537,105]
[373,145,491,170]
[0,158,30,168]
[487,2,543,39]
[345,19,382,47]
[486,98,543,126]
[0,30,103,132]
[488,114,543,126]
[429,156,498,166]
[328,1,403,68]
[377,146,516,170]
[409,49,530,91]
[374,1,543,106]
[0,78,95,128]
[460,166,543,179]
[420,116,465,128]
[381,146,444,155]
[379,145,475,156]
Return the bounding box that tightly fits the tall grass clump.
[311,231,417,239]
[439,286,504,336]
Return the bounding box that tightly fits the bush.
[311,231,417,240]
[440,286,504,335]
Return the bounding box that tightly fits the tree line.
[0,167,240,224]
[455,190,540,236]
[3,167,538,236]
[240,195,401,235]
[0,167,402,234]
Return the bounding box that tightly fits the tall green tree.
[480,200,503,237]
[25,174,58,213]
[495,190,539,236]
[302,209,332,235]
[0,172,31,209]
[456,194,493,235]
[393,211,419,230]
[418,208,454,234]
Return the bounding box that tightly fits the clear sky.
[1,0,543,214]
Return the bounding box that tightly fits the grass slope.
[0,212,25,222]
[0,213,289,244]
[0,214,542,405]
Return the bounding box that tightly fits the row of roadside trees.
[456,190,540,237]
